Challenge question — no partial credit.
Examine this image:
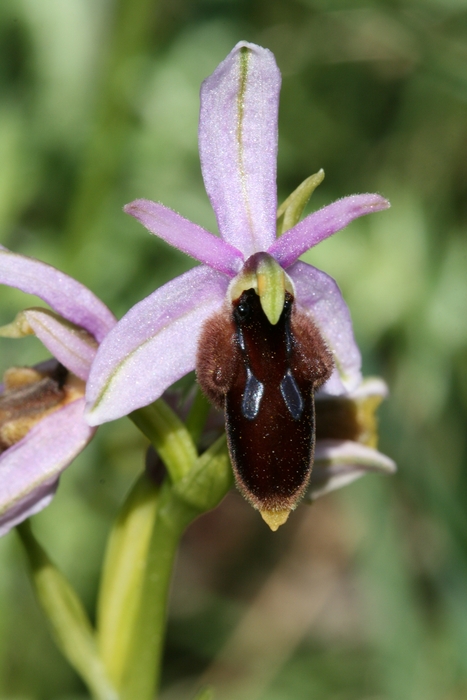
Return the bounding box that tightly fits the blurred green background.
[0,0,467,698]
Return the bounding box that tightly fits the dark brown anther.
[196,289,333,529]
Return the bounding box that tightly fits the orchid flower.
[310,377,396,500]
[85,42,390,528]
[0,246,116,536]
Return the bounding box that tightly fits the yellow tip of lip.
[260,509,291,531]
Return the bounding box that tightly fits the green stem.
[120,483,199,700]
[131,400,198,482]
[99,408,231,699]
[97,472,161,690]
[17,521,118,700]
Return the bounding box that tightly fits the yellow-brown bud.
[0,364,85,452]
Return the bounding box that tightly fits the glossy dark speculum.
[196,288,333,513]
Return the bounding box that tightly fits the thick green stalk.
[116,435,232,699]
[131,400,198,482]
[97,472,161,689]
[96,405,232,699]
[17,521,118,700]
[119,483,199,700]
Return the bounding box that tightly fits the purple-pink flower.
[85,42,389,427]
[0,246,116,535]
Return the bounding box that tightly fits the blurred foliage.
[0,0,466,698]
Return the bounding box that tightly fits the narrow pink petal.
[0,246,116,341]
[199,41,280,256]
[86,266,229,425]
[314,439,396,473]
[347,376,389,401]
[290,261,362,393]
[124,200,243,277]
[269,194,390,268]
[0,399,94,537]
[309,439,397,500]
[24,310,98,381]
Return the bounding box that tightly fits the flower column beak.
[228,253,293,325]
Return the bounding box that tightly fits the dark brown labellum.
[196,288,333,521]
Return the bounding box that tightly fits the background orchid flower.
[0,246,116,536]
[310,377,396,500]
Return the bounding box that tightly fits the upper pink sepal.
[199,42,280,257]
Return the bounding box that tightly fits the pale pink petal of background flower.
[0,399,95,536]
[0,247,116,341]
[24,309,98,380]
